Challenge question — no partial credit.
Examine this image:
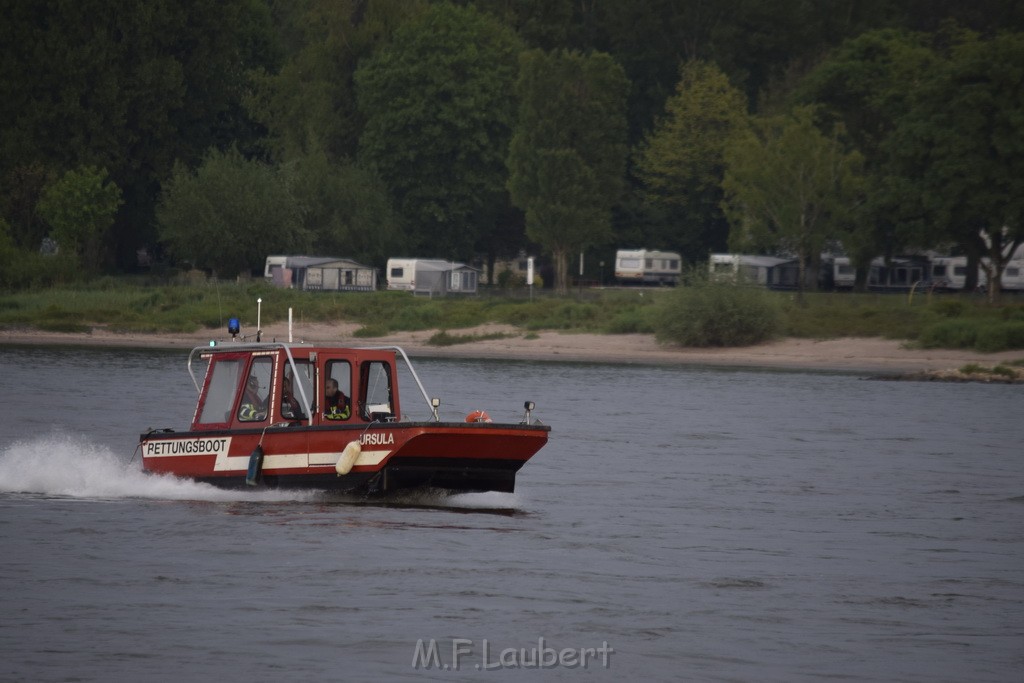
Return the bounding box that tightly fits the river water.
[0,344,1021,682]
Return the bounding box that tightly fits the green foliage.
[991,364,1017,378]
[634,61,748,256]
[931,299,967,318]
[35,166,122,269]
[0,0,280,269]
[877,30,1024,299]
[916,320,978,349]
[918,319,1024,353]
[654,279,782,347]
[156,148,310,277]
[604,307,656,334]
[975,323,1024,353]
[248,0,423,163]
[508,48,630,293]
[289,151,406,268]
[355,2,523,260]
[723,106,865,292]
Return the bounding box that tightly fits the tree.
[0,0,280,269]
[36,166,123,271]
[507,49,630,293]
[798,28,941,288]
[879,29,1024,301]
[634,61,749,258]
[355,2,523,260]
[248,0,423,164]
[289,150,406,268]
[156,148,309,277]
[722,106,865,296]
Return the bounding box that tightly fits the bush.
[975,322,1024,352]
[920,320,1024,352]
[604,307,655,334]
[918,320,978,349]
[931,299,967,318]
[654,280,782,347]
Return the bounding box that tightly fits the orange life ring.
[465,410,492,423]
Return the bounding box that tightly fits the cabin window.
[933,265,947,277]
[668,259,679,270]
[324,360,352,421]
[390,267,404,278]
[199,359,242,424]
[619,258,640,269]
[237,357,272,422]
[954,266,967,276]
[360,360,393,421]
[1006,267,1020,278]
[281,359,314,421]
[837,265,854,275]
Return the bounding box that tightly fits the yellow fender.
[335,440,361,476]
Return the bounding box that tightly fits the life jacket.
[324,393,351,420]
[239,402,265,421]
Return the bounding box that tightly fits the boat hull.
[140,421,549,494]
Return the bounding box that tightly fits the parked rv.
[385,258,479,296]
[833,256,929,291]
[709,254,796,287]
[1000,260,1024,291]
[264,255,377,291]
[614,249,682,285]
[928,256,986,291]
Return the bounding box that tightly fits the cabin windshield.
[360,360,393,420]
[198,359,241,424]
[281,358,314,421]
[237,357,272,422]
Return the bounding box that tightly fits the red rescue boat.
[139,343,549,494]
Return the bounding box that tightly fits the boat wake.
[317,488,526,515]
[0,433,316,503]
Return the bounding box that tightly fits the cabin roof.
[282,255,370,269]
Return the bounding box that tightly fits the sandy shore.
[2,322,1022,375]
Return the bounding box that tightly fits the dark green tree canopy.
[156,148,309,277]
[507,49,630,293]
[355,2,523,260]
[635,61,749,258]
[0,0,279,266]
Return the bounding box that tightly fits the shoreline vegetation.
[2,281,1023,382]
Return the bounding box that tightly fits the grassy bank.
[1,278,1023,352]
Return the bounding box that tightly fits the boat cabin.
[189,344,410,432]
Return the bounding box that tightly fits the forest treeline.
[1,0,1022,294]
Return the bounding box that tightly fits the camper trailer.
[1000,260,1024,291]
[264,255,377,291]
[709,254,791,287]
[614,249,682,285]
[386,258,479,296]
[832,256,927,291]
[928,257,986,291]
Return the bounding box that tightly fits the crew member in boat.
[281,376,302,419]
[238,375,267,421]
[324,378,350,420]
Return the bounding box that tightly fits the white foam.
[0,433,316,503]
